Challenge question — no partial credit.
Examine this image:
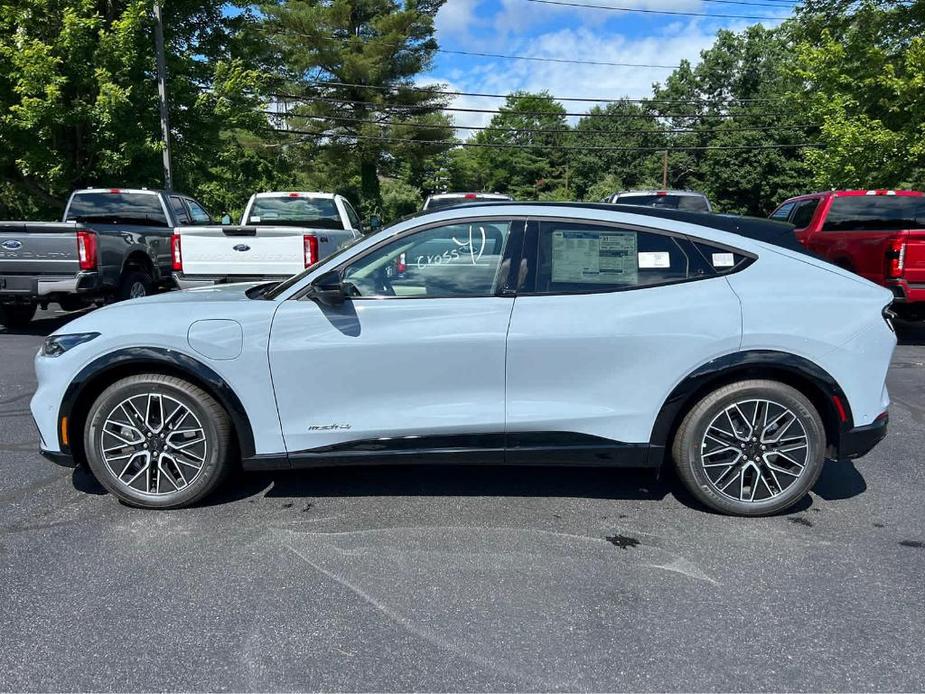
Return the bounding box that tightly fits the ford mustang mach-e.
[31,203,895,515]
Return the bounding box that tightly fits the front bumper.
[839,411,889,460]
[40,448,76,468]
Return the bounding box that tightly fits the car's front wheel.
[84,374,233,509]
[672,379,826,516]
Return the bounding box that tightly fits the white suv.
[32,203,894,515]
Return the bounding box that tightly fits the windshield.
[65,192,169,227]
[822,195,925,231]
[615,194,710,212]
[247,196,345,229]
[262,233,369,300]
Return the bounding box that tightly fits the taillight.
[886,238,906,278]
[396,252,407,274]
[303,235,319,268]
[76,230,97,271]
[171,233,183,271]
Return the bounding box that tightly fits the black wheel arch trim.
[648,349,853,462]
[58,346,255,459]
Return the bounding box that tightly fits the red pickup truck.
[770,190,925,319]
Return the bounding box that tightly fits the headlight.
[40,332,100,357]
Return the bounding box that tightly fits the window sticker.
[551,230,638,284]
[712,252,735,268]
[249,215,261,223]
[638,251,671,269]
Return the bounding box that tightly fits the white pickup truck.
[171,192,365,288]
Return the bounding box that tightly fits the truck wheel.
[83,374,234,509]
[672,379,826,516]
[0,303,37,328]
[58,296,89,312]
[118,270,152,301]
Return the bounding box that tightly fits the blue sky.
[420,0,796,132]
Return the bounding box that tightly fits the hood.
[131,282,263,305]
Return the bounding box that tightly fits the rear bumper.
[839,411,888,460]
[173,273,289,290]
[886,279,925,304]
[0,272,103,300]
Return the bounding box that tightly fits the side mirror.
[220,213,232,225]
[307,270,347,307]
[367,215,382,231]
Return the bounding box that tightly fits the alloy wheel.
[699,398,810,503]
[129,281,147,299]
[99,393,208,495]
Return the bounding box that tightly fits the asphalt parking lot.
[1,308,923,692]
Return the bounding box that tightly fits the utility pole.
[153,0,173,190]
[662,150,669,189]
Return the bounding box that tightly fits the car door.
[505,218,742,462]
[268,217,523,459]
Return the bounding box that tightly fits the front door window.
[341,221,513,298]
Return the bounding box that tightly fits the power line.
[272,93,802,119]
[695,0,797,5]
[436,48,681,69]
[523,0,791,19]
[267,110,817,134]
[262,28,688,70]
[302,80,783,105]
[271,126,821,151]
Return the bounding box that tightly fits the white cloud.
[431,21,728,136]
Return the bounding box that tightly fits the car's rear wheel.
[0,302,37,328]
[672,379,826,516]
[84,374,233,509]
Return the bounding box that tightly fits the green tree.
[260,0,452,216]
[651,25,813,215]
[461,91,569,200]
[792,0,925,189]
[0,0,273,218]
[567,101,667,201]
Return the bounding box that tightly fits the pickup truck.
[0,188,214,327]
[770,189,925,319]
[172,191,364,288]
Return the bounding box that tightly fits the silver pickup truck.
[0,188,213,327]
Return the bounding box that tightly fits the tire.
[672,379,826,516]
[0,303,37,328]
[83,374,233,509]
[117,270,153,301]
[58,295,89,312]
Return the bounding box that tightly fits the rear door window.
[790,199,820,228]
[823,195,925,231]
[65,192,168,227]
[185,199,212,225]
[526,221,714,294]
[770,202,796,221]
[169,196,191,225]
[342,200,362,230]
